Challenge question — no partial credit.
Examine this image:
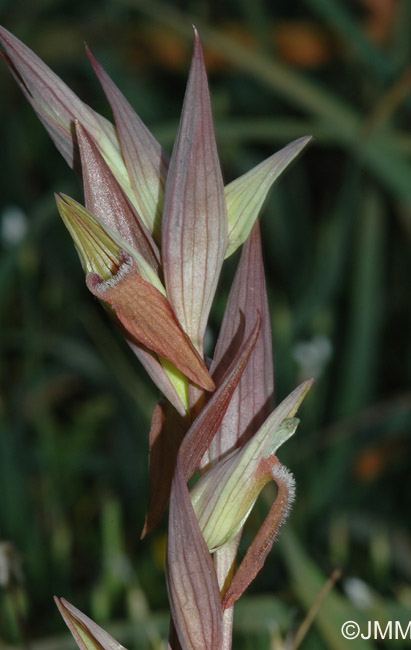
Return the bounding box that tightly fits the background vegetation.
[0,0,410,648]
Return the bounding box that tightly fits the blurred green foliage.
[0,0,410,648]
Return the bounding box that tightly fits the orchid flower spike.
[0,23,313,650]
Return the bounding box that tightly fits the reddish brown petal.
[76,122,160,273]
[222,458,295,610]
[209,222,274,463]
[167,457,223,650]
[86,46,169,239]
[180,315,261,481]
[162,29,227,353]
[142,401,188,538]
[87,255,214,391]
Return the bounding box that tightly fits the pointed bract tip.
[58,596,74,610]
[54,596,72,617]
[85,42,98,68]
[284,135,312,155]
[293,135,313,151]
[303,377,315,392]
[287,377,314,417]
[74,120,90,146]
[74,120,87,147]
[300,135,313,146]
[192,25,204,57]
[55,596,128,650]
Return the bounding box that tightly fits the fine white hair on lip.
[272,463,296,517]
[103,251,134,289]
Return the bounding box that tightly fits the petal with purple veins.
[87,46,169,241]
[208,222,274,466]
[167,456,223,650]
[162,29,227,354]
[76,122,160,273]
[0,26,130,195]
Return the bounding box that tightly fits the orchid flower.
[1,24,312,650]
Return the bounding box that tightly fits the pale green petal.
[159,357,190,412]
[225,136,312,258]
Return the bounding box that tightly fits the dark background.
[0,1,410,648]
